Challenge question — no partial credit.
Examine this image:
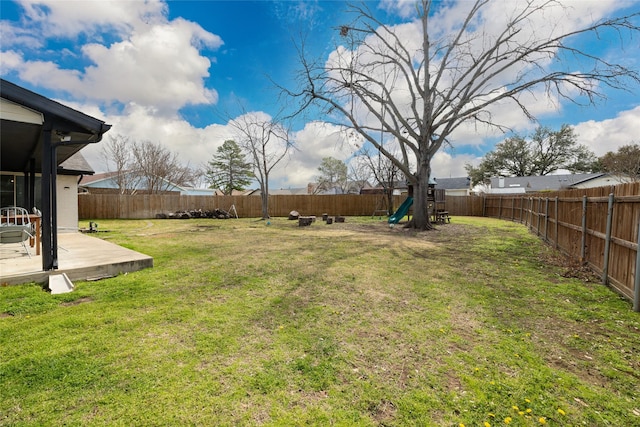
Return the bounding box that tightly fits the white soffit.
[0,97,44,125]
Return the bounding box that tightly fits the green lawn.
[1,217,638,426]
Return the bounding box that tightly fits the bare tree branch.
[229,109,294,218]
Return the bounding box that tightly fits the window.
[0,173,42,208]
[0,174,14,207]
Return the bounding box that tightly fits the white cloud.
[378,0,418,19]
[5,55,84,92]
[574,106,640,156]
[269,121,357,188]
[2,1,222,115]
[431,150,476,179]
[79,19,221,113]
[73,102,233,177]
[15,0,168,38]
[0,20,42,49]
[0,50,25,73]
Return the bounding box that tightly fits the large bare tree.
[356,145,401,215]
[286,0,639,229]
[131,140,195,194]
[229,112,292,219]
[101,136,195,194]
[347,155,374,194]
[100,134,139,194]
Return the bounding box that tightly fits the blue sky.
[1,0,639,189]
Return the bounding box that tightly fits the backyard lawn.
[1,216,638,426]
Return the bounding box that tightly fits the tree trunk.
[386,191,394,216]
[261,182,269,219]
[409,162,434,230]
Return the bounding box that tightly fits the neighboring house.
[485,173,627,194]
[569,174,629,189]
[387,180,410,195]
[80,171,216,196]
[1,78,111,270]
[360,180,405,195]
[360,178,437,196]
[434,177,472,196]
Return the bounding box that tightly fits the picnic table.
[434,210,451,224]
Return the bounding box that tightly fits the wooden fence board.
[482,182,639,303]
[79,193,486,220]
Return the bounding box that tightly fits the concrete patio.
[0,232,153,286]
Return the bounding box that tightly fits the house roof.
[386,177,437,189]
[79,171,119,185]
[58,152,95,175]
[489,173,606,192]
[0,78,111,173]
[80,171,187,192]
[434,177,471,190]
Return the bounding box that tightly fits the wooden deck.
[0,232,153,286]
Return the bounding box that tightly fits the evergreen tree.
[206,140,253,195]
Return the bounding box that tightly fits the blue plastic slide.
[388,197,413,224]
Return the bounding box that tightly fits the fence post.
[530,197,534,229]
[544,198,549,242]
[635,214,640,312]
[529,198,533,229]
[482,196,486,217]
[498,196,502,219]
[602,193,614,287]
[536,198,542,236]
[581,195,587,262]
[555,196,559,250]
[511,197,515,221]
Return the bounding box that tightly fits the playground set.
[387,182,449,225]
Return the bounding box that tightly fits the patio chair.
[0,206,35,258]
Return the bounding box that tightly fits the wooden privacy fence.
[78,193,483,220]
[79,194,384,219]
[483,182,640,309]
